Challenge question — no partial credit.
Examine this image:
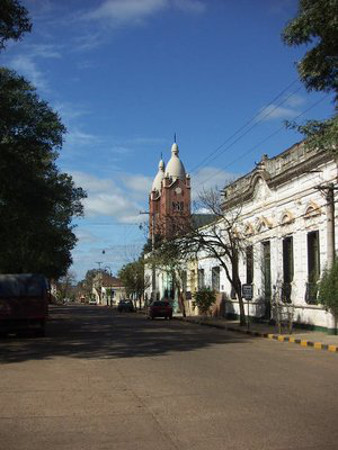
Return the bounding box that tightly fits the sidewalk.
[174,314,338,353]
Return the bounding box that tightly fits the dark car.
[148,301,173,320]
[117,299,135,312]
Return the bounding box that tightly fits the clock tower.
[149,140,191,240]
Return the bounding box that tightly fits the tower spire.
[174,132,177,143]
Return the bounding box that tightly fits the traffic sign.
[242,284,253,300]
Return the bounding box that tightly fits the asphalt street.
[0,305,337,450]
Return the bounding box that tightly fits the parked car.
[117,299,135,312]
[0,273,49,337]
[88,298,97,305]
[148,301,173,320]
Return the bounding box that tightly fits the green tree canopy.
[283,0,338,98]
[118,259,148,300]
[282,0,338,150]
[0,68,86,278]
[319,258,338,318]
[0,0,32,50]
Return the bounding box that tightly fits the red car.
[148,301,173,320]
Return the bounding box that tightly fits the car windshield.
[152,301,170,306]
[0,274,47,298]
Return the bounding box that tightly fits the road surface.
[0,305,337,450]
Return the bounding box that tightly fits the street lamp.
[140,210,156,302]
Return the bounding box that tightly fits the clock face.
[175,187,182,195]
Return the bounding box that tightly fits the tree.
[193,287,216,316]
[282,0,338,150]
[0,0,32,50]
[0,68,86,278]
[56,270,77,303]
[148,238,189,316]
[319,258,338,333]
[118,259,150,307]
[161,188,248,325]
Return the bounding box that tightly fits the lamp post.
[104,265,113,306]
[96,261,103,305]
[140,210,156,303]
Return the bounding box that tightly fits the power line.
[190,78,300,174]
[203,176,337,242]
[196,93,330,187]
[76,222,140,226]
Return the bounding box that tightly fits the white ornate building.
[145,141,338,333]
[195,142,337,333]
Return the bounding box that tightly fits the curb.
[178,317,338,353]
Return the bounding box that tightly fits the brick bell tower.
[149,138,191,241]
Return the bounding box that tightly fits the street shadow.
[0,305,250,364]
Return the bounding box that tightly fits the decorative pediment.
[256,216,273,232]
[304,201,321,219]
[280,210,295,226]
[251,174,271,202]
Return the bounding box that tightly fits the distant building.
[92,272,125,306]
[149,139,191,240]
[145,139,216,306]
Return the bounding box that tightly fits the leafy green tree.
[163,188,248,325]
[148,239,188,315]
[193,288,216,316]
[0,68,86,278]
[56,270,77,302]
[118,259,149,307]
[319,259,338,323]
[0,0,32,50]
[282,0,338,150]
[77,269,100,298]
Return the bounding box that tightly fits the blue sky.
[2,0,335,281]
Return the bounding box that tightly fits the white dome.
[151,159,165,191]
[166,142,186,180]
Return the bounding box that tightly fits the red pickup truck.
[0,274,49,337]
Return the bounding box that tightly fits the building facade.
[149,140,191,240]
[146,140,191,303]
[194,143,337,332]
[145,140,338,332]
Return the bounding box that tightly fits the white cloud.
[84,0,167,24]
[74,228,99,244]
[65,128,99,147]
[5,42,63,92]
[285,94,306,108]
[72,33,106,52]
[256,104,299,122]
[71,171,147,223]
[9,55,48,91]
[192,167,237,200]
[27,43,62,59]
[256,94,307,122]
[54,102,89,122]
[72,172,115,193]
[83,0,206,26]
[120,174,153,199]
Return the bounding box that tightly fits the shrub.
[318,259,338,317]
[193,288,216,316]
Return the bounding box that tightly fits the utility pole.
[140,210,156,302]
[96,261,103,305]
[315,183,337,269]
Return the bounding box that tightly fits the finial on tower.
[174,132,177,143]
